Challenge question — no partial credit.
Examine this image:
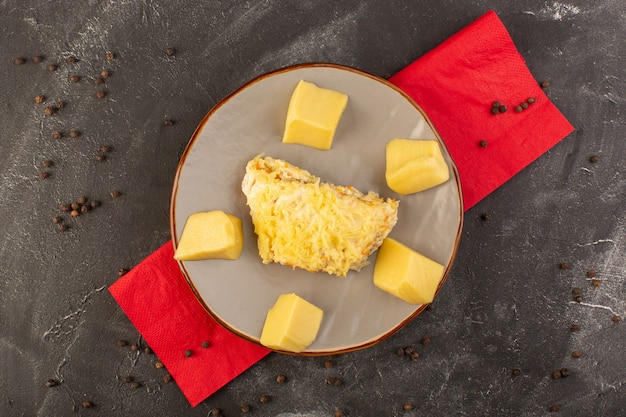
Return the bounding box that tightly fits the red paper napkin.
[390,10,574,209]
[109,10,573,407]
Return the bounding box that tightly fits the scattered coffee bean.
[94,77,104,85]
[396,347,405,357]
[570,323,580,332]
[421,337,431,346]
[164,118,175,126]
[163,373,172,383]
[45,378,59,387]
[259,394,270,404]
[479,140,488,147]
[592,279,601,287]
[96,90,106,99]
[14,57,26,65]
[586,269,596,278]
[210,408,221,416]
[403,402,414,411]
[130,381,141,389]
[82,400,94,408]
[155,361,164,369]
[276,374,286,384]
[42,160,54,168]
[571,287,581,295]
[559,262,569,270]
[106,51,115,61]
[95,154,106,162]
[47,63,58,72]
[110,190,121,198]
[410,352,419,361]
[52,216,62,224]
[326,377,342,386]
[560,368,570,378]
[66,56,78,64]
[521,102,529,109]
[39,171,50,180]
[480,212,491,221]
[334,410,344,417]
[612,315,621,323]
[540,81,550,88]
[69,74,80,83]
[58,224,68,232]
[35,95,45,104]
[69,130,80,138]
[571,350,582,358]
[118,268,129,276]
[240,403,251,413]
[122,375,134,383]
[55,101,64,109]
[165,47,177,56]
[202,340,210,348]
[527,97,536,104]
[118,339,128,347]
[324,359,334,368]
[575,295,583,303]
[589,155,598,163]
[512,368,521,377]
[184,349,192,357]
[549,404,560,412]
[130,343,139,351]
[100,70,110,79]
[499,105,507,113]
[514,105,523,113]
[44,106,55,116]
[552,370,562,379]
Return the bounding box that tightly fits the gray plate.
[170,63,463,355]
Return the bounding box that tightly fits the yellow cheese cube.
[385,139,450,194]
[373,238,444,304]
[260,293,324,353]
[282,80,348,150]
[174,211,244,261]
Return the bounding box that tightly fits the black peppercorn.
[130,343,139,351]
[527,97,536,104]
[80,205,89,214]
[69,130,80,138]
[512,368,521,377]
[403,402,414,411]
[560,368,570,378]
[122,375,134,383]
[96,90,106,99]
[410,351,419,361]
[514,105,523,113]
[240,403,251,413]
[163,373,172,383]
[571,287,581,295]
[570,323,580,332]
[499,105,507,113]
[110,191,121,198]
[45,378,59,387]
[521,102,529,109]
[559,262,569,270]
[395,347,405,356]
[490,107,499,115]
[202,340,210,348]
[106,51,115,61]
[276,374,286,384]
[32,56,44,63]
[35,95,45,104]
[184,349,192,357]
[47,63,57,72]
[69,74,80,83]
[259,394,270,404]
[44,106,55,116]
[574,295,583,303]
[94,77,104,85]
[39,172,50,180]
[66,56,78,64]
[586,269,596,278]
[540,81,550,88]
[165,47,177,56]
[82,400,94,408]
[492,101,501,108]
[571,350,582,358]
[52,216,62,224]
[118,339,128,347]
[14,57,26,65]
[55,101,64,110]
[549,404,560,412]
[552,370,562,379]
[479,140,488,147]
[90,200,101,208]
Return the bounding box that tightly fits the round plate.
[170,63,463,355]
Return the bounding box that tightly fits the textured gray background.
[1,1,624,416]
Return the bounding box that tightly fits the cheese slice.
[241,155,399,277]
[282,80,348,150]
[174,211,244,261]
[385,139,450,194]
[373,238,444,304]
[260,293,323,352]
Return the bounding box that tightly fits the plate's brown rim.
[169,62,464,356]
